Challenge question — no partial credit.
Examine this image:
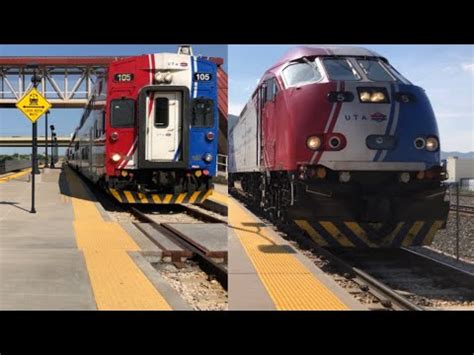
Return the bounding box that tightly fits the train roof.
[272,46,388,68]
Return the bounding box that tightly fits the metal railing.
[217,154,227,178]
[446,182,474,261]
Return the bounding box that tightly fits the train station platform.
[0,166,189,310]
[0,168,32,183]
[201,182,228,215]
[228,197,365,310]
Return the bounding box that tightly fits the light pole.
[29,68,42,214]
[53,134,58,165]
[50,125,56,168]
[45,110,50,167]
[31,71,41,176]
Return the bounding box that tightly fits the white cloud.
[462,63,474,74]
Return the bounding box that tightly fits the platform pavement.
[0,167,190,310]
[200,182,228,215]
[213,183,228,196]
[228,196,366,310]
[0,168,95,309]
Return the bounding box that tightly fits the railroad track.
[231,186,474,310]
[329,248,474,309]
[285,231,423,310]
[285,226,474,310]
[450,204,474,215]
[129,206,228,290]
[73,168,228,290]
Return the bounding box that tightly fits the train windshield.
[357,59,395,81]
[110,99,135,128]
[322,58,361,81]
[192,98,214,127]
[282,62,322,87]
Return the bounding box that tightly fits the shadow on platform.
[0,201,30,213]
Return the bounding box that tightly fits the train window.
[260,85,267,105]
[154,98,169,128]
[110,99,135,128]
[282,62,322,87]
[192,98,214,127]
[265,79,279,102]
[357,59,395,82]
[266,80,273,102]
[322,58,361,81]
[101,112,106,133]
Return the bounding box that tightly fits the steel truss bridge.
[0,56,228,153]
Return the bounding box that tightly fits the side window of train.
[110,99,135,128]
[263,78,278,103]
[266,80,273,102]
[192,98,214,127]
[101,112,106,134]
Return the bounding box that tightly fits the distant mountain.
[228,114,239,131]
[441,151,474,160]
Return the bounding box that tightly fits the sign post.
[45,110,49,167]
[15,83,52,213]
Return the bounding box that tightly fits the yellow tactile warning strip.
[229,198,349,310]
[65,167,171,310]
[208,190,227,205]
[0,168,32,183]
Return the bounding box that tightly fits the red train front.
[229,46,449,248]
[67,46,221,204]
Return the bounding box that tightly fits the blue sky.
[229,45,474,152]
[0,45,227,155]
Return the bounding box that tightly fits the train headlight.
[399,172,410,183]
[164,72,173,83]
[359,91,371,102]
[306,136,322,150]
[328,136,342,149]
[426,137,439,151]
[111,153,121,162]
[339,171,351,183]
[396,92,415,103]
[155,72,164,82]
[111,132,119,141]
[358,87,389,103]
[414,137,426,150]
[203,153,213,163]
[370,91,386,102]
[206,131,215,141]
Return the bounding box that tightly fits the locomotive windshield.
[282,62,322,86]
[357,59,395,81]
[322,58,361,81]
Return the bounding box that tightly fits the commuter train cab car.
[229,46,449,247]
[67,46,221,204]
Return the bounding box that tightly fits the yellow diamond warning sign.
[16,88,52,123]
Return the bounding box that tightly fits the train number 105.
[114,73,134,82]
[194,73,212,81]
